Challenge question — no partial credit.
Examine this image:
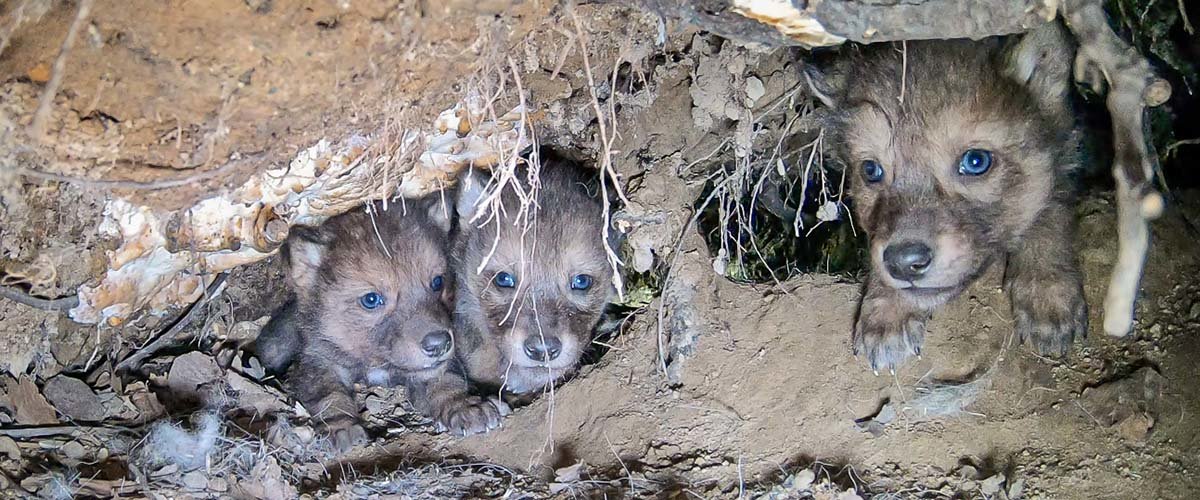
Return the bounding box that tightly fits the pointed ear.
[282,227,328,291]
[425,192,453,234]
[455,168,490,222]
[801,61,839,109]
[1001,20,1074,112]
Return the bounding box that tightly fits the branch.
[115,272,229,374]
[1062,0,1171,337]
[0,285,79,311]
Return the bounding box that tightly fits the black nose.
[420,330,452,358]
[883,241,934,282]
[522,335,562,362]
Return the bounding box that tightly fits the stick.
[0,285,79,311]
[3,152,260,191]
[115,272,229,373]
[28,0,95,140]
[1062,0,1170,337]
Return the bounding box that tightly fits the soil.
[1,1,1198,499]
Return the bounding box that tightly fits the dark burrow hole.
[695,156,866,284]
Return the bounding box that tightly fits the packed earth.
[0,1,1198,499]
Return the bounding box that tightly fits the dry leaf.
[6,376,58,425]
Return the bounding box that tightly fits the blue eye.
[359,292,385,310]
[570,274,593,290]
[494,272,516,288]
[958,149,993,176]
[430,275,444,292]
[862,160,885,183]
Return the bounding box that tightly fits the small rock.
[209,477,228,492]
[837,488,862,500]
[43,376,106,421]
[980,474,1005,495]
[167,352,223,400]
[60,441,87,460]
[1189,302,1200,320]
[745,76,765,106]
[6,376,58,425]
[1116,412,1154,441]
[293,426,315,444]
[961,480,978,492]
[182,470,209,490]
[793,469,815,490]
[1009,478,1026,499]
[957,465,978,479]
[26,63,51,83]
[0,436,20,459]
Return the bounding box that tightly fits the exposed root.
[0,284,78,311]
[1062,0,1172,337]
[115,272,229,374]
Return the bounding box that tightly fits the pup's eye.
[430,275,444,292]
[570,274,594,291]
[494,272,516,289]
[359,292,385,310]
[862,160,885,183]
[958,149,993,176]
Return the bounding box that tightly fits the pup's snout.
[522,335,562,362]
[420,330,453,358]
[883,241,934,282]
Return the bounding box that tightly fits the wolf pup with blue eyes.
[254,197,504,451]
[822,21,1089,372]
[451,158,615,396]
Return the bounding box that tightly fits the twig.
[115,272,229,373]
[568,7,629,301]
[1063,0,1171,337]
[0,285,79,311]
[3,152,260,191]
[29,0,94,140]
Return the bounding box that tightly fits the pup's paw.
[1010,275,1088,357]
[853,297,929,373]
[437,395,505,437]
[325,419,368,453]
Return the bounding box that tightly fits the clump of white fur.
[140,412,221,471]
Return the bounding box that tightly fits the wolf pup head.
[830,23,1077,308]
[285,197,455,382]
[453,159,616,394]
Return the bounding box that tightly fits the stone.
[43,376,106,421]
[6,376,58,425]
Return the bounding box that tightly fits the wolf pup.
[452,158,615,396]
[822,22,1089,372]
[255,198,504,450]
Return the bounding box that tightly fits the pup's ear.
[1001,20,1075,112]
[801,60,840,109]
[424,191,453,234]
[281,226,329,291]
[455,168,491,223]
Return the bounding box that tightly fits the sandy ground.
[1,1,1198,499]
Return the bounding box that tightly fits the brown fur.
[255,197,503,449]
[450,159,614,395]
[824,22,1088,371]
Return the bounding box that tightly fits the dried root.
[1062,0,1171,336]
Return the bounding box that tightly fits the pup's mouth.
[898,285,957,296]
[393,357,450,375]
[510,356,577,371]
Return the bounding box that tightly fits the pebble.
[980,474,1005,495]
[293,426,315,444]
[60,441,87,460]
[793,469,815,490]
[209,477,229,492]
[182,471,208,491]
